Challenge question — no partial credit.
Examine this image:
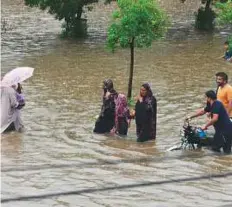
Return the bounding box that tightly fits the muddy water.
[1,0,232,206]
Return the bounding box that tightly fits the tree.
[180,0,230,30]
[24,0,99,37]
[215,0,232,24]
[107,0,168,99]
[216,0,232,46]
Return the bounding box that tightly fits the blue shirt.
[204,100,232,134]
[224,49,232,60]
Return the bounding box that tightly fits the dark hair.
[215,72,228,82]
[224,41,229,45]
[205,90,217,100]
[142,83,153,97]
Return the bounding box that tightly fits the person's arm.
[125,109,132,127]
[228,99,232,116]
[129,96,139,119]
[105,91,111,100]
[202,114,218,130]
[152,96,157,116]
[186,108,206,121]
[135,95,142,103]
[217,54,225,59]
[226,88,232,116]
[130,109,135,119]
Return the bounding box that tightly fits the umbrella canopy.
[1,67,34,87]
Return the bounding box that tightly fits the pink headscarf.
[111,93,129,133]
[115,93,129,118]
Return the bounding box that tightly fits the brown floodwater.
[1,0,232,206]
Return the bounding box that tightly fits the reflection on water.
[1,133,23,158]
[1,0,232,206]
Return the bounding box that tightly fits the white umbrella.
[1,67,34,87]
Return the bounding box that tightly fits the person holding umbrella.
[1,67,34,133]
[1,84,25,133]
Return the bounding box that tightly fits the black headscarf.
[103,79,114,93]
[100,79,117,117]
[142,83,153,98]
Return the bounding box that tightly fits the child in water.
[223,41,232,62]
[111,93,132,136]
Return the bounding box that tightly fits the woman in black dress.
[93,79,118,133]
[133,83,157,142]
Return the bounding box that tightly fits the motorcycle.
[167,120,213,151]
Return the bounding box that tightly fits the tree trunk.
[76,5,83,19]
[127,37,135,100]
[205,0,211,10]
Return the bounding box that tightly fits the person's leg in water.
[93,116,106,133]
[94,109,115,134]
[222,134,232,154]
[136,123,151,142]
[211,131,224,152]
[117,117,128,136]
[94,116,114,133]
[3,122,16,133]
[136,123,142,142]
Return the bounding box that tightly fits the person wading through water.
[111,93,132,136]
[131,83,157,142]
[93,79,118,134]
[186,90,232,154]
[215,72,232,119]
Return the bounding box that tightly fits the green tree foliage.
[181,0,230,30]
[24,0,98,37]
[216,0,232,45]
[215,0,232,24]
[107,0,168,99]
[195,0,216,30]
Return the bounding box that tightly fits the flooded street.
[1,0,232,206]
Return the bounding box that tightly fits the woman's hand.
[135,95,142,102]
[201,126,208,131]
[105,91,111,99]
[130,109,135,118]
[134,96,139,102]
[185,116,191,122]
[110,128,116,134]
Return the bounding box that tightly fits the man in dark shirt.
[186,90,232,153]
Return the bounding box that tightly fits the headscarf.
[102,78,117,102]
[100,79,118,117]
[115,93,129,118]
[114,93,129,132]
[142,83,153,96]
[103,79,114,93]
[141,83,153,104]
